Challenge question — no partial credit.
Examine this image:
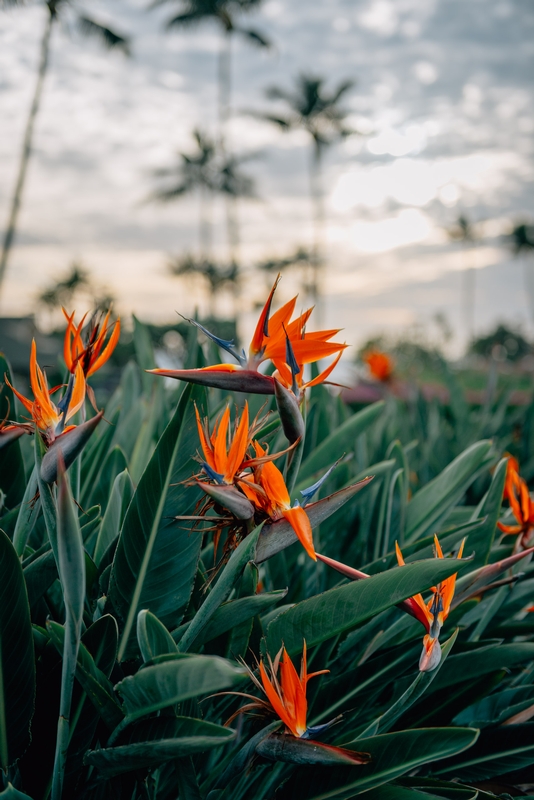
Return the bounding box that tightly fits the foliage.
[3,306,534,799]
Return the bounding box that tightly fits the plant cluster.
[3,281,534,799]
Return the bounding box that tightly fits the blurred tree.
[257,246,312,293]
[257,74,355,310]
[0,0,129,295]
[150,129,255,266]
[36,262,116,322]
[508,222,534,324]
[158,0,270,144]
[168,255,238,317]
[469,323,532,363]
[447,215,480,344]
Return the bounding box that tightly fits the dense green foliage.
[2,321,534,799]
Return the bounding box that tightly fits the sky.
[1,0,534,356]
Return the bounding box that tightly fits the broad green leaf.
[430,642,534,692]
[80,409,119,504]
[115,654,245,724]
[0,354,25,509]
[34,433,59,560]
[0,530,35,769]
[392,777,478,799]
[178,527,261,653]
[467,457,507,569]
[93,469,132,566]
[405,441,493,542]
[133,315,157,392]
[12,467,40,556]
[137,609,178,662]
[266,558,467,656]
[356,630,459,738]
[87,445,128,512]
[174,589,287,649]
[432,723,534,781]
[85,716,235,777]
[0,785,34,800]
[23,548,57,607]
[51,465,87,800]
[46,620,123,731]
[110,383,207,660]
[276,728,479,799]
[299,402,385,482]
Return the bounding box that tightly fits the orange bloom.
[363,350,394,382]
[149,276,347,395]
[227,643,328,738]
[6,340,85,444]
[195,403,251,484]
[396,535,464,670]
[498,457,534,548]
[63,308,120,377]
[240,441,316,560]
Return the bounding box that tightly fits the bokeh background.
[1,0,534,387]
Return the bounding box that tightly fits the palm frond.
[77,15,130,55]
[237,26,270,47]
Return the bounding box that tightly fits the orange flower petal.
[250,275,280,356]
[282,506,316,560]
[87,318,121,376]
[259,660,295,734]
[225,402,249,482]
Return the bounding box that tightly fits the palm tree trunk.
[217,33,232,149]
[309,139,325,316]
[462,246,476,343]
[0,8,54,293]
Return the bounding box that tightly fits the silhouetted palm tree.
[168,255,238,317]
[157,0,269,144]
[150,129,255,265]
[448,215,479,343]
[0,1,129,294]
[258,74,355,308]
[509,222,534,324]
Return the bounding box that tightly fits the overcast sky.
[1,0,533,353]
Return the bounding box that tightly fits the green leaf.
[85,716,235,777]
[137,609,178,662]
[0,354,25,508]
[133,315,157,392]
[12,467,40,557]
[298,402,384,483]
[405,441,493,542]
[174,589,287,649]
[276,728,479,800]
[46,620,123,731]
[110,383,207,660]
[51,464,87,800]
[87,445,128,512]
[115,654,245,725]
[0,530,35,768]
[23,548,57,607]
[93,469,132,566]
[0,785,34,799]
[429,642,534,692]
[432,723,534,781]
[35,433,58,560]
[178,526,261,653]
[266,557,467,656]
[356,630,459,738]
[467,457,507,569]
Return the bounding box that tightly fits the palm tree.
[448,215,479,343]
[257,74,355,308]
[509,222,534,324]
[150,129,255,265]
[168,255,238,318]
[157,0,269,145]
[0,0,129,295]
